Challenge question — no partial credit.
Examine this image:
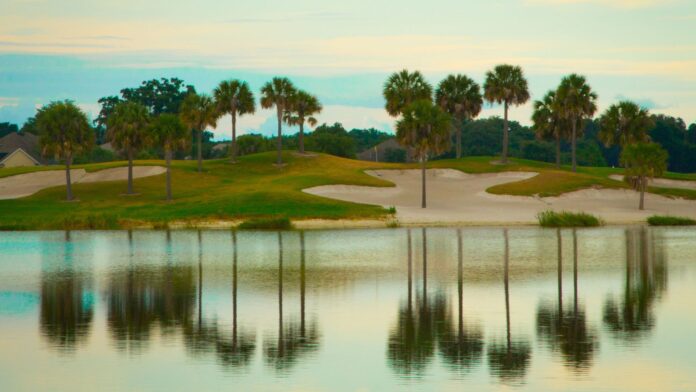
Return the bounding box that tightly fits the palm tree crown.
[555,74,597,172]
[598,101,653,148]
[285,90,322,154]
[106,101,151,194]
[179,93,217,172]
[383,70,433,117]
[260,77,297,165]
[149,114,189,201]
[532,91,569,168]
[435,74,482,159]
[213,80,255,162]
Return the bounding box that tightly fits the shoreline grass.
[238,217,293,230]
[647,215,696,226]
[537,210,604,227]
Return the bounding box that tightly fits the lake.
[0,227,694,391]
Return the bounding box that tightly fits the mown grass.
[238,217,293,230]
[537,210,604,227]
[647,215,696,226]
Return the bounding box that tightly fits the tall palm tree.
[555,74,598,172]
[213,80,256,163]
[620,142,668,210]
[435,74,482,159]
[149,114,189,201]
[383,69,432,116]
[396,100,451,208]
[285,90,322,154]
[260,77,296,165]
[483,65,530,164]
[106,101,151,194]
[598,101,653,149]
[179,93,218,173]
[532,91,568,168]
[36,100,95,201]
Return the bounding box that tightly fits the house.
[356,138,413,163]
[0,132,43,168]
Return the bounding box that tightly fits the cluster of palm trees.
[34,77,323,201]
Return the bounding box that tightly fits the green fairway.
[1,152,696,230]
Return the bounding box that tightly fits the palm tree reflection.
[39,231,94,352]
[537,229,598,372]
[487,229,531,384]
[265,231,320,372]
[603,227,667,344]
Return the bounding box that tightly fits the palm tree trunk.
[276,107,283,165]
[555,133,561,169]
[407,229,412,312]
[65,152,73,201]
[456,120,462,159]
[639,175,645,210]
[299,122,305,154]
[571,118,577,173]
[165,149,172,201]
[127,148,134,194]
[557,228,563,316]
[502,102,509,164]
[231,113,238,163]
[421,154,427,208]
[277,232,283,354]
[197,129,203,173]
[503,229,510,350]
[573,229,578,316]
[300,231,306,337]
[232,231,237,344]
[422,227,427,302]
[457,229,463,338]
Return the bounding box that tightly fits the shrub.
[238,217,293,230]
[537,210,604,228]
[647,215,696,226]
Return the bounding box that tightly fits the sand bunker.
[0,166,166,200]
[305,169,696,225]
[609,174,696,191]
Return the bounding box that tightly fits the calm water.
[0,227,695,391]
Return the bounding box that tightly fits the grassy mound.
[647,215,696,226]
[238,217,293,230]
[537,210,604,227]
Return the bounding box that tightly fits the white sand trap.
[609,174,696,190]
[0,166,165,200]
[304,169,696,225]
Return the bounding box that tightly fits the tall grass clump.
[647,215,696,226]
[537,210,603,228]
[61,213,120,230]
[238,217,293,230]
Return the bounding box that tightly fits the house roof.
[0,147,41,166]
[0,132,43,163]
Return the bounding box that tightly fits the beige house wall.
[0,149,40,168]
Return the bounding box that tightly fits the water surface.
[0,227,695,391]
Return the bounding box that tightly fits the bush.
[238,217,293,230]
[61,213,119,229]
[537,210,604,227]
[647,215,696,226]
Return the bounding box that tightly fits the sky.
[1,0,695,140]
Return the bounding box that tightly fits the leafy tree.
[260,77,296,165]
[106,101,151,194]
[0,122,19,138]
[385,148,407,163]
[94,96,123,129]
[383,69,432,116]
[213,80,255,163]
[435,74,482,159]
[620,142,668,210]
[121,78,195,115]
[305,123,355,158]
[285,90,322,154]
[348,128,392,152]
[483,64,530,164]
[237,134,271,156]
[149,114,189,201]
[598,101,653,149]
[396,100,451,208]
[179,93,217,173]
[36,101,95,201]
[649,115,696,173]
[20,116,39,135]
[555,74,597,172]
[532,91,568,168]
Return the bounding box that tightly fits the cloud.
[0,97,20,107]
[615,94,665,110]
[221,11,352,24]
[524,0,671,8]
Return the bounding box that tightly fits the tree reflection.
[487,229,531,384]
[265,231,320,372]
[537,229,598,372]
[437,229,484,374]
[39,231,94,352]
[603,227,667,344]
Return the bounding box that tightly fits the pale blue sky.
[1,0,695,138]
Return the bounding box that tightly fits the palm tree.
[555,74,598,172]
[260,77,296,165]
[383,69,432,116]
[598,101,654,149]
[483,65,530,164]
[396,100,451,208]
[36,100,95,201]
[532,91,568,168]
[285,90,322,154]
[149,114,189,201]
[106,101,151,194]
[435,74,482,159]
[213,80,255,163]
[620,142,668,210]
[179,93,217,173]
